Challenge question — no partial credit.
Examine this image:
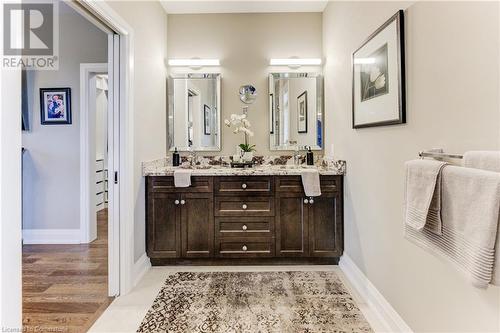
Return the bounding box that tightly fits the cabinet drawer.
[215,176,273,195]
[276,175,341,193]
[215,196,274,216]
[216,216,273,237]
[149,176,213,193]
[216,238,274,257]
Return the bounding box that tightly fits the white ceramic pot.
[242,152,254,162]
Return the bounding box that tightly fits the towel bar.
[418,151,463,159]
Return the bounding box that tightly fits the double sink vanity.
[143,160,345,265]
[145,69,345,265]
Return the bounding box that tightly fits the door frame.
[80,62,108,246]
[75,0,136,297]
[0,2,136,329]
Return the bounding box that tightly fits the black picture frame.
[40,87,72,125]
[297,91,308,133]
[203,104,211,135]
[352,10,406,129]
[269,93,274,134]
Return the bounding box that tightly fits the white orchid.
[225,112,255,152]
[374,74,386,89]
[369,66,381,83]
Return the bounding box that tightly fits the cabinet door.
[276,192,308,257]
[308,192,343,257]
[181,193,214,258]
[147,192,181,258]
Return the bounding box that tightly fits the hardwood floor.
[23,209,113,333]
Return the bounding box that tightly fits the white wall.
[167,13,323,155]
[323,1,500,332]
[22,2,107,232]
[95,75,108,161]
[106,1,168,261]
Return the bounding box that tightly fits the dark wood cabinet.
[147,175,343,264]
[276,193,309,257]
[181,193,214,258]
[308,192,343,257]
[147,191,181,258]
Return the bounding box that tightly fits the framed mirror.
[167,73,221,151]
[269,73,323,151]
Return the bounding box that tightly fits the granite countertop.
[142,156,346,176]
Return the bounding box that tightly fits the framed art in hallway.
[40,87,72,125]
[297,91,308,133]
[352,10,406,128]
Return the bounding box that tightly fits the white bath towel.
[463,151,500,173]
[301,169,321,197]
[174,169,192,187]
[405,165,500,288]
[405,159,447,235]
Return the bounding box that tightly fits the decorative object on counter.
[225,113,256,165]
[39,87,72,125]
[306,146,314,165]
[297,91,308,133]
[352,10,405,128]
[172,147,180,166]
[239,84,257,104]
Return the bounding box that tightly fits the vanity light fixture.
[168,59,220,68]
[269,58,322,67]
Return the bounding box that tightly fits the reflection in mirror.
[168,73,221,151]
[239,85,257,104]
[269,73,323,151]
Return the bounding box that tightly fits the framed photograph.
[352,10,406,128]
[40,88,72,125]
[203,104,211,135]
[297,91,307,133]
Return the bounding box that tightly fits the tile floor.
[89,265,386,332]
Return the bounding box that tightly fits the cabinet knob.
[242,224,248,231]
[242,183,247,189]
[180,199,186,205]
[242,204,248,210]
[174,200,180,205]
[309,198,314,204]
[242,245,248,251]
[303,199,309,204]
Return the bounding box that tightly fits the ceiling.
[160,1,329,14]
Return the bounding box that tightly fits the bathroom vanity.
[144,164,344,265]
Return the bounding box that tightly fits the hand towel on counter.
[405,159,448,235]
[301,169,321,197]
[463,151,500,173]
[173,169,192,188]
[405,165,500,288]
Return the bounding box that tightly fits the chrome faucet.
[293,146,302,166]
[187,148,197,167]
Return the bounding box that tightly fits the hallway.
[22,210,111,333]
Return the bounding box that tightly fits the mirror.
[239,85,257,104]
[168,73,221,151]
[269,73,323,151]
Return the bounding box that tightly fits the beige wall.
[323,1,500,332]
[167,13,323,155]
[22,2,108,231]
[106,1,168,261]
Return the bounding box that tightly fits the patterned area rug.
[137,271,372,333]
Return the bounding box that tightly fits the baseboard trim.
[22,229,82,244]
[339,254,413,333]
[133,253,151,287]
